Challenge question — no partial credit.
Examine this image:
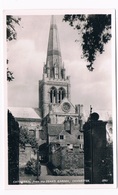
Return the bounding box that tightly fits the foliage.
[19,127,38,151]
[63,14,111,71]
[19,127,28,147]
[7,15,21,41]
[53,168,84,176]
[7,15,21,81]
[7,67,14,81]
[24,158,41,176]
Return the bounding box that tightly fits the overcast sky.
[7,15,113,112]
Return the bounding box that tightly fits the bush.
[53,168,84,176]
[53,168,61,175]
[24,158,41,176]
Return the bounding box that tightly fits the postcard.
[5,9,116,189]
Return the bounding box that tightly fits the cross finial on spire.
[90,105,92,114]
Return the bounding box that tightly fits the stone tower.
[39,16,71,117]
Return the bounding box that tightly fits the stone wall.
[19,145,37,168]
[61,146,84,169]
[50,145,84,170]
[51,148,61,167]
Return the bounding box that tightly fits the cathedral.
[8,16,88,171]
[38,16,84,169]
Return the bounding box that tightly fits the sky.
[7,14,113,112]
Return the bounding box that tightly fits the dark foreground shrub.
[25,158,41,176]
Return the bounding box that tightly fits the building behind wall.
[8,107,42,141]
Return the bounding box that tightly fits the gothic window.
[75,106,78,113]
[58,90,61,103]
[75,118,78,125]
[50,87,57,103]
[61,69,63,79]
[55,66,58,74]
[62,89,65,99]
[58,87,66,103]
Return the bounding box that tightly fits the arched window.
[50,87,57,103]
[58,87,66,103]
[75,118,78,125]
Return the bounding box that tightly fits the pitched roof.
[50,130,79,145]
[48,124,64,136]
[8,107,41,120]
[60,130,79,145]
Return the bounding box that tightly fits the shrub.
[53,168,84,176]
[24,158,41,176]
[53,168,61,175]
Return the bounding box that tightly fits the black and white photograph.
[6,10,116,187]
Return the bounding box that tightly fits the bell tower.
[39,16,71,117]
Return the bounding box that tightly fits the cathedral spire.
[50,15,56,26]
[46,15,63,79]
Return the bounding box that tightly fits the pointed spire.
[50,15,56,26]
[63,62,65,69]
[46,15,62,78]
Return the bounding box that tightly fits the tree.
[7,15,21,41]
[7,15,21,81]
[19,127,28,148]
[63,15,111,71]
[19,126,38,152]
